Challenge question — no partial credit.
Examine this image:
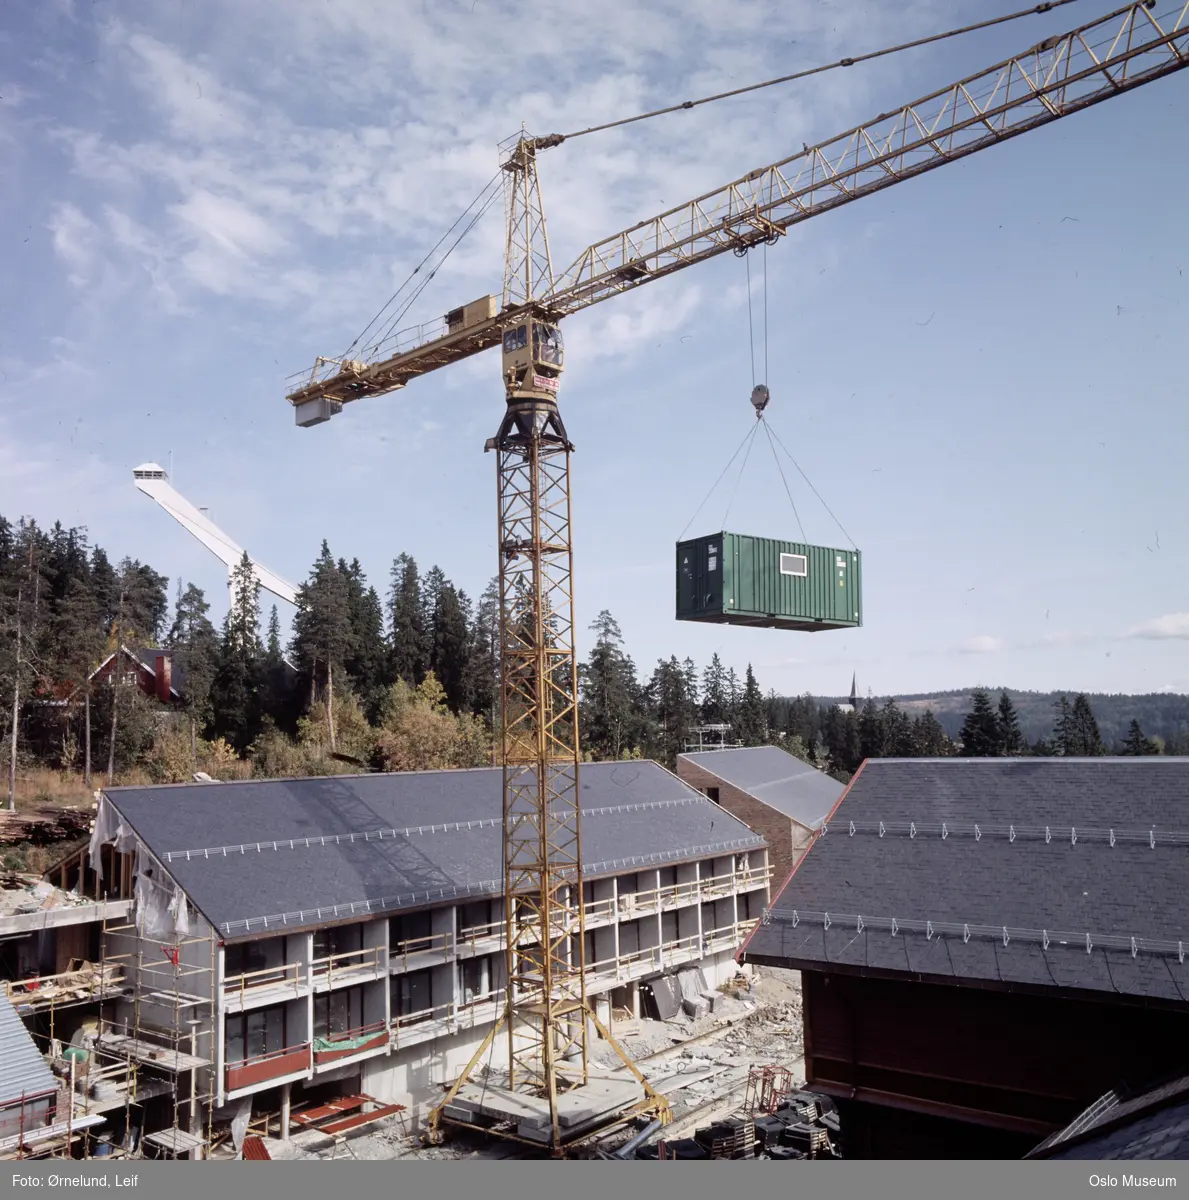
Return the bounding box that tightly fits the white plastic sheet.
[133,847,192,940]
[88,794,139,884]
[230,1098,253,1154]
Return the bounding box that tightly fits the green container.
[676,531,862,632]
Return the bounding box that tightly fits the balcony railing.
[582,896,617,924]
[3,963,127,1015]
[311,945,385,989]
[390,991,503,1049]
[456,919,503,953]
[583,922,758,989]
[225,1042,312,1093]
[389,931,452,970]
[223,962,303,1011]
[312,1021,388,1066]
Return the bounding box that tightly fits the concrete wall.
[678,758,811,887]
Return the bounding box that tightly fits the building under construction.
[1,761,769,1158]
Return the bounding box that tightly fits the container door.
[677,543,698,616]
[704,537,724,614]
[734,535,755,615]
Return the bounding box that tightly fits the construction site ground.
[257,967,805,1161]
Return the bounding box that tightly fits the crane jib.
[287,0,1188,407]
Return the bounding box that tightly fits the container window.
[780,553,808,577]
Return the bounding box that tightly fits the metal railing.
[389,930,452,968]
[456,919,503,950]
[310,945,385,987]
[313,1020,388,1061]
[225,1041,313,1090]
[222,961,303,1007]
[3,963,127,1014]
[390,992,504,1048]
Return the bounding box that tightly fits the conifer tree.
[211,554,264,752]
[465,578,500,733]
[579,611,640,760]
[291,543,352,749]
[167,582,219,759]
[858,697,885,761]
[959,688,1002,756]
[700,654,727,726]
[997,690,1023,756]
[429,579,471,713]
[341,559,388,720]
[1122,718,1158,756]
[1070,693,1106,756]
[389,554,429,685]
[736,665,766,746]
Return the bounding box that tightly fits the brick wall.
[676,759,815,890]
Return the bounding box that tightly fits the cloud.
[48,203,97,287]
[958,635,1002,654]
[1125,613,1189,641]
[40,0,950,358]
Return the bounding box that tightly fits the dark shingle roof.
[742,758,1189,1002]
[1029,1073,1189,1159]
[679,746,844,829]
[0,991,56,1107]
[104,761,765,940]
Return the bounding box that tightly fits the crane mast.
[283,0,1189,1154]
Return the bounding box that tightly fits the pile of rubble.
[0,804,92,848]
[0,875,96,918]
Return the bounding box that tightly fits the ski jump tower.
[132,463,299,610]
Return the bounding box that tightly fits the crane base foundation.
[442,1077,646,1145]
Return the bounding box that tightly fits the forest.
[1,512,1186,813]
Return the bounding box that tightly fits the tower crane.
[284,2,1188,1153]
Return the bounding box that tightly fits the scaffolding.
[2,917,216,1159]
[743,1065,794,1116]
[683,725,742,754]
[93,903,217,1160]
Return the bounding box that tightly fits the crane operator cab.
[502,317,564,403]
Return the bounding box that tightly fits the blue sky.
[1,0,1186,699]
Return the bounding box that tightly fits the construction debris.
[0,807,92,850]
[4,962,125,1016]
[0,877,96,918]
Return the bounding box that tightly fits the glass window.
[225,938,282,976]
[314,986,363,1038]
[390,911,432,949]
[314,924,362,959]
[392,969,434,1018]
[533,324,562,365]
[226,1004,286,1063]
[459,900,494,933]
[503,326,528,353]
[459,956,492,1004]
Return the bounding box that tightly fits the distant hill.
[811,689,1189,749]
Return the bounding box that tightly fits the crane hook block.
[750,384,770,418]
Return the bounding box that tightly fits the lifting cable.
[768,421,858,551]
[548,1,1082,143]
[722,423,760,529]
[678,424,761,541]
[341,169,504,363]
[761,422,806,544]
[367,182,504,354]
